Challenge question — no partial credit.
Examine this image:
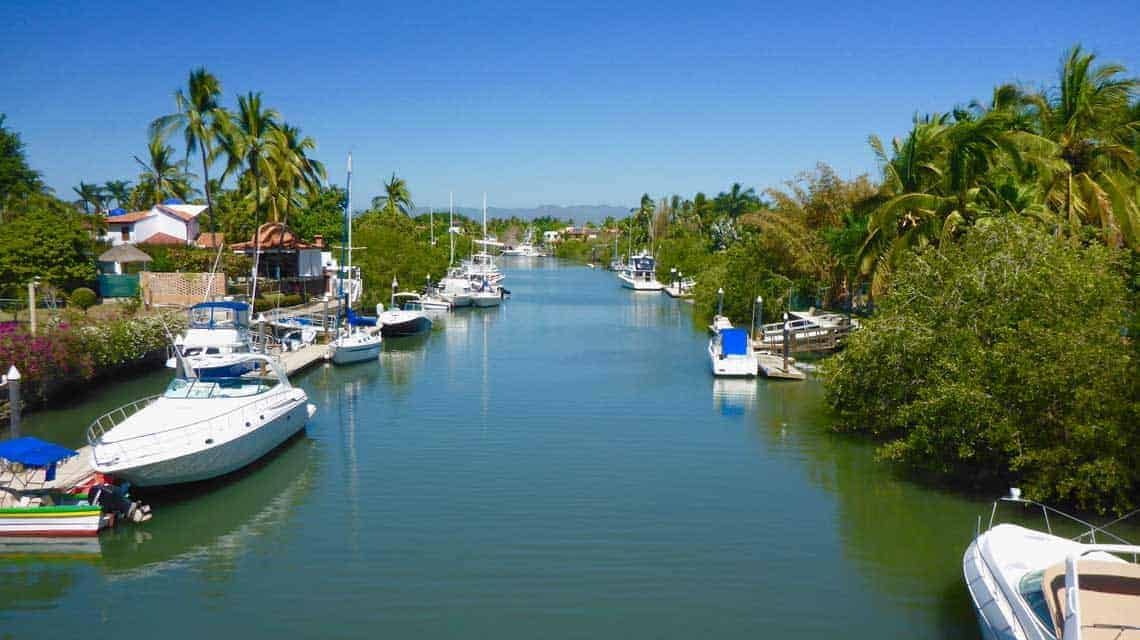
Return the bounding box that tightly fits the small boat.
[327,153,383,365]
[664,277,696,299]
[88,353,315,487]
[378,291,433,336]
[964,489,1140,640]
[618,251,664,291]
[167,301,256,377]
[0,437,147,536]
[708,327,758,377]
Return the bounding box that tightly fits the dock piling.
[4,366,21,436]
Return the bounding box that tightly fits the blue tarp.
[0,437,78,467]
[720,328,750,356]
[346,309,377,327]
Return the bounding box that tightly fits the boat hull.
[708,343,758,377]
[330,339,381,364]
[471,294,502,308]
[618,274,664,291]
[99,398,312,487]
[0,507,108,537]
[380,316,433,337]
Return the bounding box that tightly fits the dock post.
[782,312,790,372]
[322,296,329,335]
[5,366,21,437]
[27,281,36,337]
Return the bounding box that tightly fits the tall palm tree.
[714,183,760,218]
[151,68,225,235]
[72,181,106,214]
[372,174,414,220]
[1029,45,1140,248]
[216,92,280,293]
[134,134,195,206]
[102,180,132,209]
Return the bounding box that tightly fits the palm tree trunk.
[200,145,216,236]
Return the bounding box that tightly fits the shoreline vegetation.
[0,45,1137,512]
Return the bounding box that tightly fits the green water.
[2,260,988,638]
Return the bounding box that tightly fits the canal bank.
[4,259,988,638]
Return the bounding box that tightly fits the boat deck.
[0,450,98,506]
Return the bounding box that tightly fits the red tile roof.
[105,210,153,224]
[138,231,187,246]
[231,222,316,250]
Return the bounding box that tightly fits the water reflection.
[711,378,758,416]
[98,433,318,580]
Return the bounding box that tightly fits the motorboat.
[964,490,1140,640]
[378,292,433,337]
[328,326,381,364]
[167,301,256,377]
[463,250,503,284]
[88,353,316,487]
[708,288,733,334]
[501,228,545,257]
[0,437,149,536]
[436,268,474,308]
[618,251,663,291]
[708,327,757,377]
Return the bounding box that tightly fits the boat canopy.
[346,308,377,327]
[0,437,78,467]
[189,301,250,329]
[720,328,750,356]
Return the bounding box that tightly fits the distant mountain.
[415,204,631,224]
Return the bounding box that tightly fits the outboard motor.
[89,483,152,523]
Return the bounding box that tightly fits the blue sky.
[3,0,1139,209]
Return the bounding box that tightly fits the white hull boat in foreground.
[964,490,1140,640]
[708,328,757,377]
[88,354,316,487]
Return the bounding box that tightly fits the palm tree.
[372,174,414,220]
[714,183,760,218]
[1028,45,1140,248]
[133,135,195,206]
[103,180,132,209]
[151,68,225,235]
[72,181,106,214]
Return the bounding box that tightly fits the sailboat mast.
[449,192,455,266]
[430,204,434,246]
[482,192,487,239]
[339,153,352,300]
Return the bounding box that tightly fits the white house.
[102,202,207,246]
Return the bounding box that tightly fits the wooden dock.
[752,310,858,355]
[278,342,331,375]
[756,352,806,380]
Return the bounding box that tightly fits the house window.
[121,226,131,242]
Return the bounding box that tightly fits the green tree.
[151,67,226,234]
[825,221,1136,513]
[102,180,132,209]
[0,114,45,219]
[0,194,97,294]
[133,133,196,206]
[371,173,414,220]
[72,181,106,214]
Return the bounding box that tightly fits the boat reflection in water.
[711,377,758,416]
[97,433,318,580]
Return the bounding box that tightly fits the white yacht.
[502,227,545,257]
[88,354,315,487]
[437,267,474,307]
[469,276,503,308]
[964,490,1140,640]
[618,251,663,291]
[167,301,256,377]
[708,327,758,377]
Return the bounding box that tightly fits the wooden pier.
[756,352,806,380]
[752,310,858,355]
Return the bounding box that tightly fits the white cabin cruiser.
[964,490,1140,640]
[708,327,758,377]
[378,291,433,337]
[436,268,474,308]
[469,276,503,308]
[618,251,663,291]
[167,301,255,377]
[88,354,315,487]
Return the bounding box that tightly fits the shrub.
[823,221,1137,514]
[69,287,97,313]
[253,293,303,312]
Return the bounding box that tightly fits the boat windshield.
[189,305,248,330]
[1018,570,1056,633]
[163,374,277,399]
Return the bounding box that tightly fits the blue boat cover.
[0,437,78,467]
[191,301,250,312]
[346,308,377,327]
[720,328,749,355]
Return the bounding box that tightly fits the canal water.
[4,260,989,638]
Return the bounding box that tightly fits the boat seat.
[1044,559,1140,639]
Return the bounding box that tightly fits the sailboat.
[437,192,474,307]
[469,194,505,307]
[328,153,382,365]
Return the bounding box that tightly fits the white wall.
[298,249,323,277]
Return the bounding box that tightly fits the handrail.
[88,386,304,468]
[988,496,1137,547]
[85,394,161,447]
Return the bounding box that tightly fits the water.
[3,260,987,638]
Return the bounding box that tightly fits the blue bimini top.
[720,328,750,356]
[0,437,78,467]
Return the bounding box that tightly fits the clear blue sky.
[3,0,1138,209]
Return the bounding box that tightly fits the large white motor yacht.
[618,251,664,291]
[964,490,1140,640]
[88,354,315,487]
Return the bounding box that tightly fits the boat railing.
[987,493,1139,547]
[87,388,301,468]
